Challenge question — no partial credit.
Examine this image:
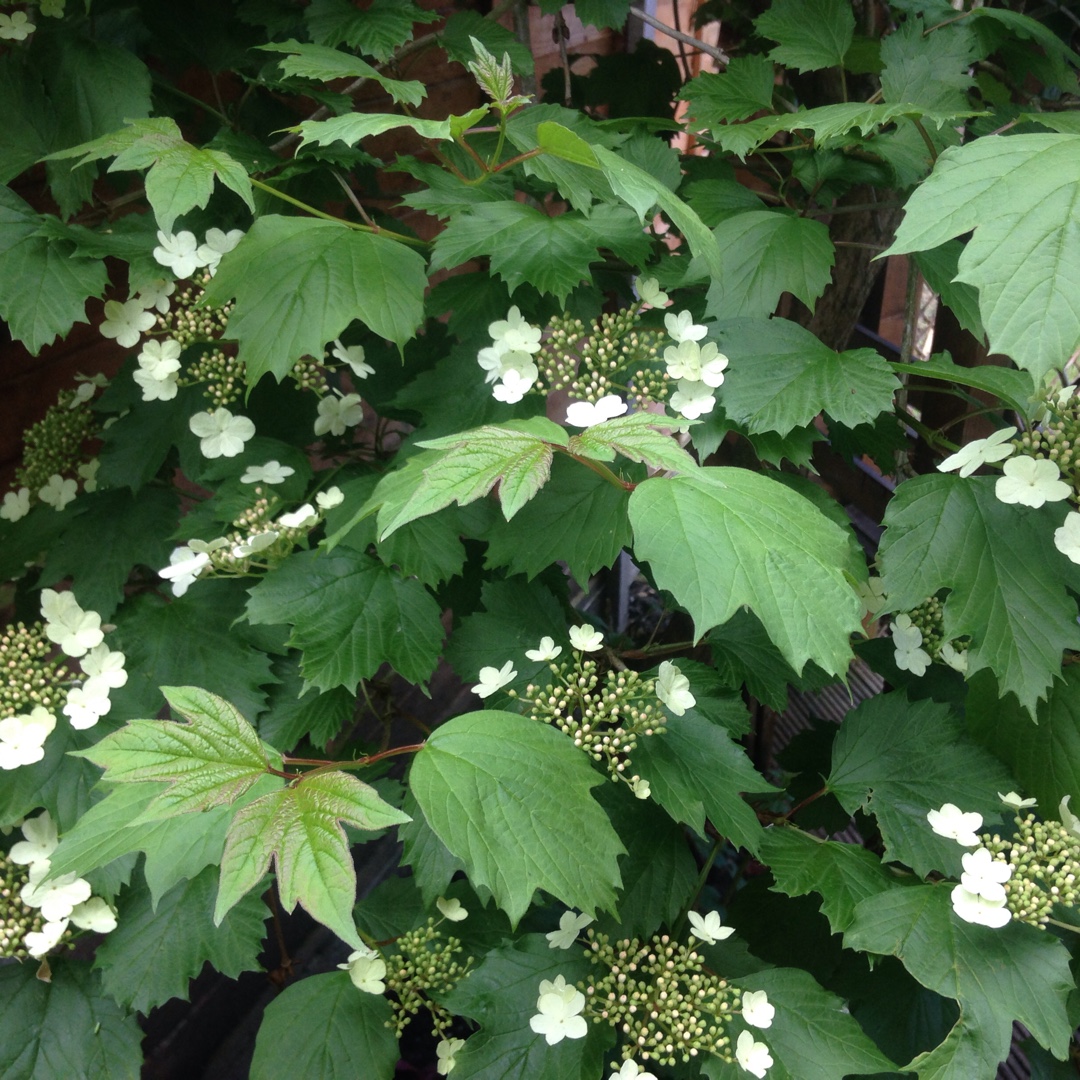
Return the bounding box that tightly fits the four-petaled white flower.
[631,776,651,800]
[669,378,716,420]
[196,227,244,275]
[891,614,931,677]
[0,707,56,769]
[100,298,157,348]
[927,803,983,847]
[664,309,708,344]
[999,791,1037,811]
[315,393,364,437]
[436,1037,465,1076]
[1,487,31,521]
[609,1060,658,1080]
[338,949,387,994]
[492,366,537,404]
[525,636,562,662]
[63,684,112,730]
[25,920,68,959]
[1054,511,1080,565]
[153,230,204,279]
[22,865,92,922]
[687,909,734,945]
[316,486,344,510]
[38,474,78,510]
[0,11,35,39]
[529,974,588,1045]
[546,910,593,950]
[232,531,279,558]
[741,989,775,1029]
[474,660,516,698]
[41,589,103,657]
[938,427,1017,478]
[959,847,1012,903]
[9,810,58,869]
[568,624,604,652]
[489,307,543,354]
[856,576,887,617]
[939,641,968,673]
[331,339,375,379]
[637,277,668,308]
[136,278,175,314]
[241,461,295,485]
[565,395,628,428]
[995,455,1071,508]
[663,340,729,387]
[735,1030,774,1078]
[158,546,211,596]
[134,338,182,401]
[950,884,1011,928]
[1059,796,1080,839]
[69,897,118,933]
[77,459,100,493]
[437,896,468,922]
[277,504,317,529]
[189,408,256,458]
[656,660,695,716]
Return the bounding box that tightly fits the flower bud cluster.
[583,929,739,1067]
[382,918,473,1038]
[156,276,232,347]
[0,849,49,960]
[13,389,99,501]
[511,657,665,792]
[1017,386,1080,496]
[181,346,246,408]
[893,596,969,676]
[0,622,70,722]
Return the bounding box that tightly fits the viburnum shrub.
[0,1,1079,1077]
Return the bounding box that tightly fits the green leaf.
[293,112,453,150]
[0,961,142,1080]
[249,972,399,1080]
[0,186,108,354]
[734,967,899,1080]
[879,475,1080,715]
[705,213,834,320]
[755,0,855,72]
[886,135,1080,383]
[304,0,438,62]
[567,412,697,473]
[680,56,776,125]
[573,0,631,30]
[899,350,1034,420]
[0,53,53,183]
[94,866,267,1013]
[439,10,534,75]
[409,711,624,925]
[258,39,424,106]
[74,686,272,819]
[880,16,977,114]
[536,120,599,167]
[245,544,444,692]
[483,455,633,585]
[200,215,428,382]
[260,655,356,752]
[845,884,1073,1068]
[715,317,900,435]
[760,825,902,934]
[216,770,410,948]
[827,693,1017,878]
[633,712,772,852]
[683,178,766,227]
[399,789,469,905]
[629,468,863,676]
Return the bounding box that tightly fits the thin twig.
[331,169,377,228]
[627,5,729,66]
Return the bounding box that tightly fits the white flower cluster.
[9,810,117,958]
[662,310,729,421]
[153,228,244,280]
[477,307,543,404]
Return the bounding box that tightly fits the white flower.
[158,546,211,596]
[69,897,118,933]
[631,776,651,800]
[938,641,968,673]
[136,278,175,313]
[338,950,386,994]
[77,459,100,493]
[1059,796,1080,838]
[995,455,1071,508]
[999,791,1037,811]
[546,910,593,950]
[0,707,56,769]
[492,367,536,404]
[1054,511,1080,565]
[314,393,364,437]
[636,277,668,308]
[565,395,628,428]
[331,340,375,379]
[9,810,58,868]
[70,382,96,407]
[153,230,204,279]
[134,364,179,402]
[81,643,128,691]
[950,884,1011,928]
[1,487,31,521]
[892,614,931,677]
[568,624,604,652]
[856,576,887,617]
[938,427,1017,478]
[138,338,182,376]
[665,309,708,344]
[99,298,156,348]
[41,589,103,657]
[742,989,775,1029]
[735,1030,774,1078]
[316,486,344,510]
[529,974,588,1045]
[63,685,112,730]
[669,379,716,420]
[22,865,92,922]
[688,909,735,944]
[277,504,317,529]
[38,474,78,510]
[189,408,256,458]
[232,531,279,558]
[525,636,562,662]
[189,537,229,555]
[959,847,1013,903]
[25,920,69,959]
[196,227,244,275]
[927,803,983,847]
[656,660,695,715]
[489,307,542,354]
[610,1061,658,1080]
[241,461,295,485]
[474,660,516,698]
[663,340,729,387]
[0,11,35,40]
[436,896,468,922]
[436,1038,465,1076]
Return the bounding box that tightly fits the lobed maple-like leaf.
[567,412,697,473]
[755,0,854,72]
